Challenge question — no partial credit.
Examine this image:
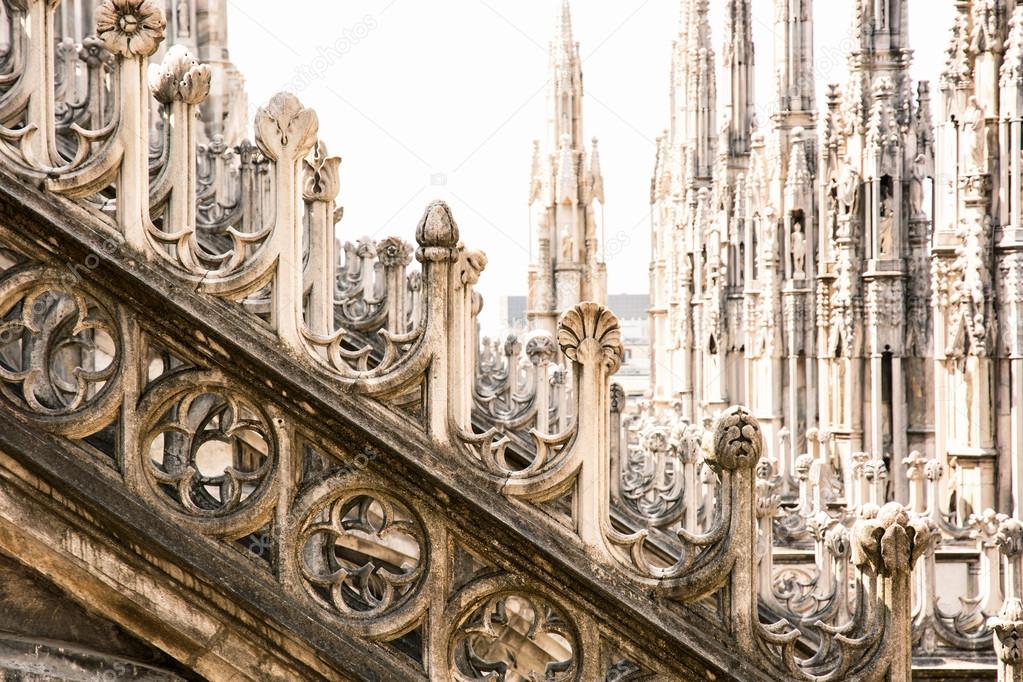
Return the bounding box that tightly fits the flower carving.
[557,302,623,373]
[851,502,930,577]
[375,237,412,269]
[149,45,211,105]
[997,517,1023,558]
[525,332,557,366]
[96,0,166,59]
[459,248,488,286]
[302,141,341,203]
[254,92,319,161]
[990,598,1023,664]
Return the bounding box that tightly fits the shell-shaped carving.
[707,405,762,472]
[150,45,211,105]
[557,302,623,373]
[415,200,459,249]
[254,92,319,162]
[96,0,166,58]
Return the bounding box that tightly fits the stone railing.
[457,300,935,680]
[0,0,485,447]
[0,1,1017,680]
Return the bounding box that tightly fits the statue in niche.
[791,219,806,278]
[909,154,926,219]
[838,167,860,216]
[827,183,840,240]
[560,225,573,261]
[963,96,986,174]
[177,0,190,36]
[878,194,895,257]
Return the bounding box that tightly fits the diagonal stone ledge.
[0,164,775,681]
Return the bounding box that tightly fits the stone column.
[870,354,883,456]
[254,93,319,348]
[301,142,341,337]
[557,302,623,549]
[892,355,908,503]
[1014,357,1023,518]
[992,518,1023,682]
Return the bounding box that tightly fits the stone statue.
[838,167,859,216]
[560,225,573,261]
[878,195,894,257]
[964,96,986,173]
[909,154,926,219]
[791,220,806,278]
[177,0,190,36]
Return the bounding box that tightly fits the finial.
[96,0,167,58]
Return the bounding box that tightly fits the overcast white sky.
[225,1,953,332]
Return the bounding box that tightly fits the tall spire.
[685,0,716,180]
[558,0,573,45]
[774,0,815,114]
[723,0,755,157]
[528,0,607,332]
[853,0,909,54]
[548,0,583,151]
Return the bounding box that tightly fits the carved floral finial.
[851,502,930,577]
[903,450,928,481]
[557,302,623,374]
[609,382,626,413]
[254,92,319,162]
[149,45,211,105]
[825,524,850,559]
[707,406,763,473]
[376,237,412,269]
[96,0,166,58]
[525,332,557,366]
[302,141,341,203]
[416,201,460,249]
[990,599,1023,664]
[969,508,1007,543]
[462,250,488,287]
[997,517,1023,559]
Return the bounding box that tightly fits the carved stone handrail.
[1,1,1019,679]
[0,0,487,450]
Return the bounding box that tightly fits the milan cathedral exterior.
[9,0,1023,679]
[649,0,1023,523]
